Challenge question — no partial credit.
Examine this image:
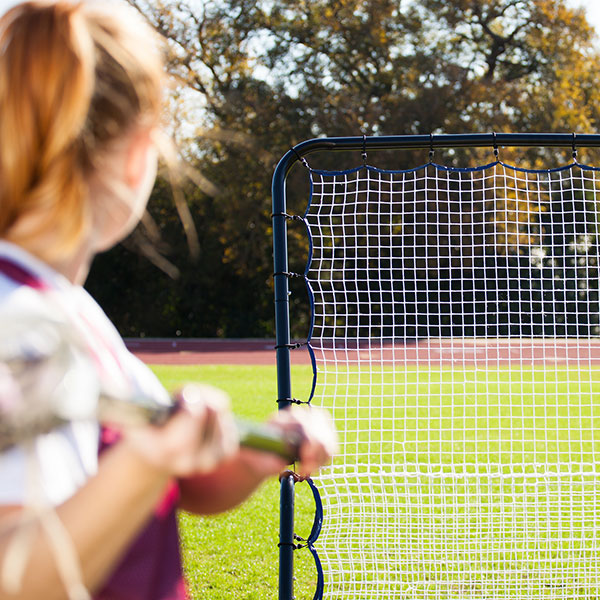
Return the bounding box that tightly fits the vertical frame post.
[272,150,298,600]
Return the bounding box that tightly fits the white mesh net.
[304,161,600,599]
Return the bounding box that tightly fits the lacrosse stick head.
[0,314,99,450]
[0,303,179,451]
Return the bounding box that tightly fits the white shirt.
[0,241,170,505]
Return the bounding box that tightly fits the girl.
[0,2,336,599]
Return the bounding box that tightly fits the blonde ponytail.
[0,1,165,262]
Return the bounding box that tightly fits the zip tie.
[274,342,307,350]
[277,397,310,405]
[290,147,311,170]
[271,212,304,221]
[277,541,300,550]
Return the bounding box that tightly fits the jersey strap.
[0,256,50,290]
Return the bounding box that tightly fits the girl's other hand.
[122,384,239,477]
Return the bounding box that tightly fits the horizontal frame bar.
[273,133,600,184]
[296,132,600,153]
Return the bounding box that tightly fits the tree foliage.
[85,0,600,338]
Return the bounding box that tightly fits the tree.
[85,0,600,338]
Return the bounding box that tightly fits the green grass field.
[311,365,600,599]
[151,364,600,599]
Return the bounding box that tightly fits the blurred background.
[3,0,600,341]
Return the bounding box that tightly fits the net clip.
[572,132,578,162]
[293,534,307,550]
[278,469,309,483]
[361,134,368,167]
[492,131,499,159]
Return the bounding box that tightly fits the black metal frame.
[271,132,600,600]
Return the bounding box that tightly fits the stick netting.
[304,161,600,599]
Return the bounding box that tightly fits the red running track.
[125,338,600,366]
[124,338,310,365]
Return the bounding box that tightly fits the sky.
[566,0,600,34]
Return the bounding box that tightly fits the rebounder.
[272,133,600,600]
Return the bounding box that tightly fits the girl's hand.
[268,405,338,478]
[122,384,239,477]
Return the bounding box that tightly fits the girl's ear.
[124,128,155,189]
